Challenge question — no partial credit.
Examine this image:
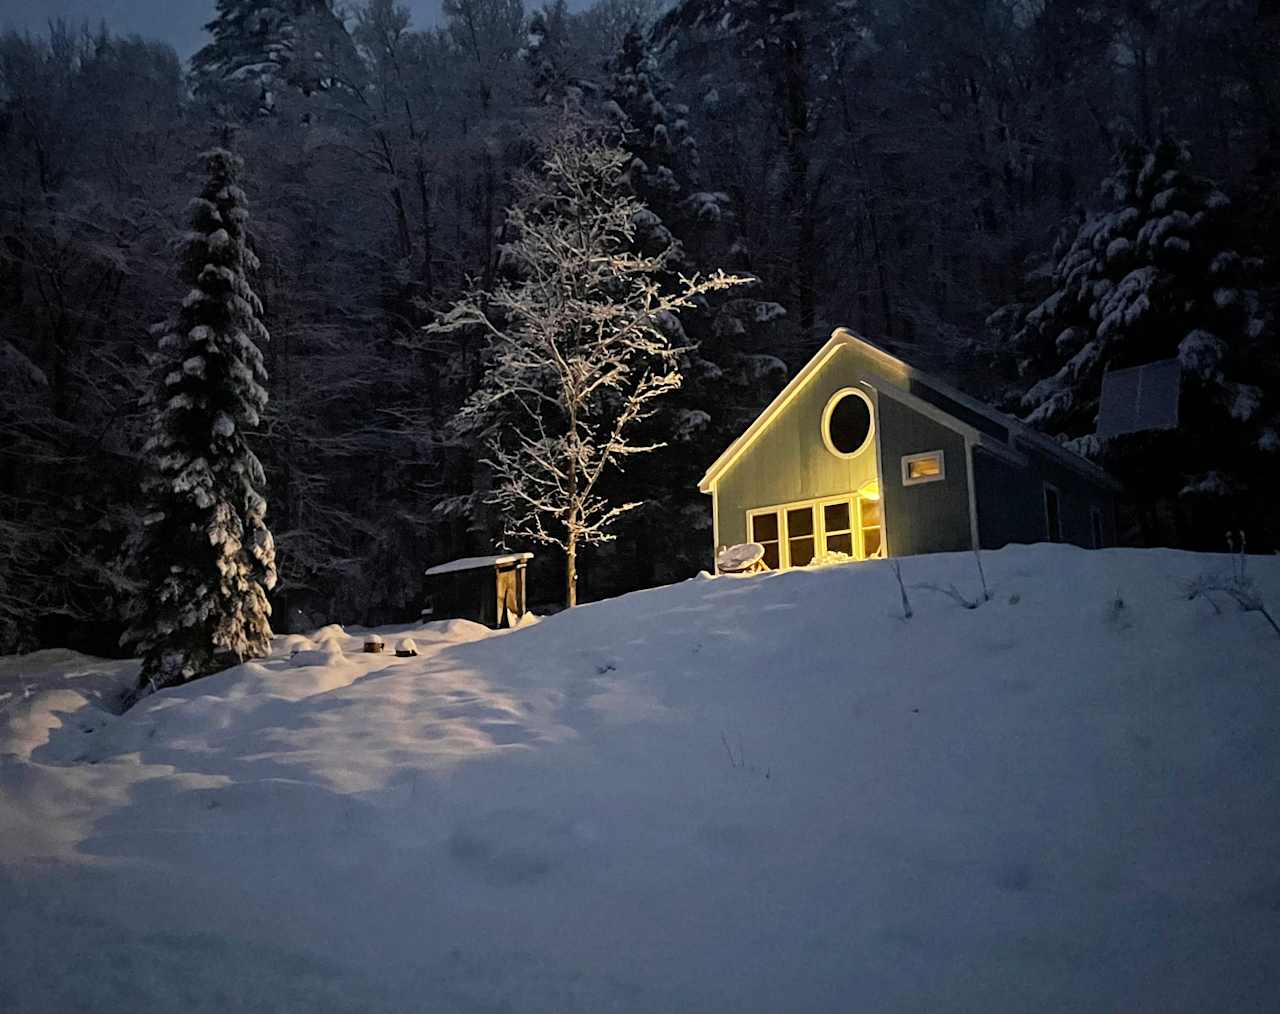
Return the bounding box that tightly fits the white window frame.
[820,387,876,460]
[783,503,822,568]
[746,506,785,570]
[1043,483,1062,543]
[900,449,946,486]
[746,490,883,569]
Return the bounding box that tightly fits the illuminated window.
[860,496,883,558]
[901,450,945,486]
[748,492,883,569]
[822,388,875,458]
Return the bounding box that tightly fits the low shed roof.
[424,553,533,576]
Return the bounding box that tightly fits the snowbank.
[2,545,1278,1012]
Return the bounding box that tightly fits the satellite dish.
[717,542,766,574]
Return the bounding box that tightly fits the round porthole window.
[822,388,875,458]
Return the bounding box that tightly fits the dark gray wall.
[878,394,973,556]
[974,447,1117,550]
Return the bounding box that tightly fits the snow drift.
[2,545,1278,1012]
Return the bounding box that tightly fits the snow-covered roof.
[424,553,533,576]
[698,327,1119,493]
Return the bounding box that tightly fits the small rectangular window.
[1091,506,1105,548]
[1044,485,1062,543]
[901,450,946,486]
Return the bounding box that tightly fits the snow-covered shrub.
[1184,532,1279,638]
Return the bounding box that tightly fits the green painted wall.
[711,344,889,548]
[706,339,1119,560]
[710,343,975,557]
[876,394,973,556]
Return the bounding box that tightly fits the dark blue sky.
[0,1,448,57]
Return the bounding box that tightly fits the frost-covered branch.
[428,119,748,605]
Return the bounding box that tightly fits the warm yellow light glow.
[907,455,942,479]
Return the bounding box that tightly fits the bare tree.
[428,120,747,605]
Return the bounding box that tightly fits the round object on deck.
[363,634,385,654]
[717,542,765,574]
[395,637,419,658]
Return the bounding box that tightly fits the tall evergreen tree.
[1015,137,1276,545]
[192,0,360,117]
[655,0,866,347]
[124,149,277,689]
[596,24,787,587]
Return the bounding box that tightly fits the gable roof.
[698,328,1119,493]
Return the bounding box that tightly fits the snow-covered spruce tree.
[595,24,787,587]
[123,149,277,690]
[192,0,360,118]
[1016,137,1275,543]
[523,0,574,106]
[654,0,866,341]
[427,121,748,606]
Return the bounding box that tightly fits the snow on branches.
[1012,137,1273,470]
[123,149,277,690]
[427,121,748,605]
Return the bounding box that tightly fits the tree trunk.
[1135,43,1152,144]
[481,153,496,291]
[415,155,434,295]
[862,189,895,338]
[566,531,577,607]
[377,130,413,259]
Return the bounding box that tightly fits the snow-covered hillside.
[3,545,1279,1013]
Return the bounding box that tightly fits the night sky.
[0,0,451,58]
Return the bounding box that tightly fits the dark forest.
[2,0,1276,655]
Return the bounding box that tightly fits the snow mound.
[2,545,1279,1012]
[286,644,347,668]
[0,650,139,760]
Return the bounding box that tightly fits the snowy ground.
[2,545,1279,1013]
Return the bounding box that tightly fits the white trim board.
[697,327,1117,494]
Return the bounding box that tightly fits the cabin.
[699,328,1120,570]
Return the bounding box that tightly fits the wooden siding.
[707,334,1118,560]
[974,447,1117,549]
[877,394,974,556]
[711,343,979,557]
[711,343,891,549]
